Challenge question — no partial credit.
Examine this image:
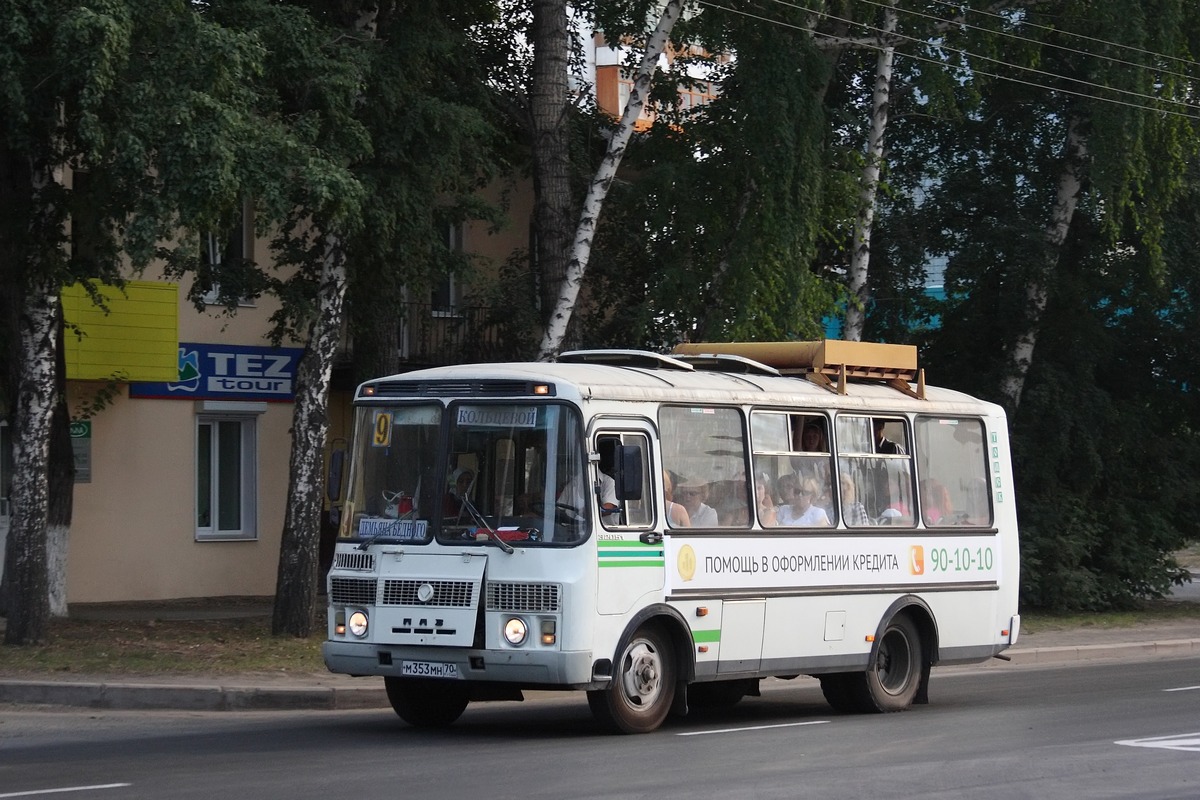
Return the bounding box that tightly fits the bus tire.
[849,614,923,713]
[588,624,675,734]
[384,677,469,728]
[818,673,857,713]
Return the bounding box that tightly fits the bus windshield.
[339,402,587,546]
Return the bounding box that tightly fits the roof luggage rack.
[672,339,925,399]
[557,349,695,371]
[673,353,781,377]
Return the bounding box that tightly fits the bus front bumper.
[323,640,597,687]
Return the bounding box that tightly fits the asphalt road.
[3,657,1198,800]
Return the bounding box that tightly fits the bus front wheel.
[588,624,675,734]
[384,677,469,728]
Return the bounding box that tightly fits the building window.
[201,203,254,307]
[431,223,464,316]
[196,412,258,540]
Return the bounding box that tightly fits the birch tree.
[842,0,897,343]
[536,0,685,359]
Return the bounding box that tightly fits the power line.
[694,0,1200,121]
[926,0,1200,72]
[765,0,1199,113]
[847,0,1200,86]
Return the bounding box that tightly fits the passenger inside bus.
[775,474,831,527]
[443,467,475,518]
[675,479,718,527]
[801,423,827,452]
[755,472,777,526]
[663,469,691,527]
[840,473,871,527]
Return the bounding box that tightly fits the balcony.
[398,302,527,366]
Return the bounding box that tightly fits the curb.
[3,639,1198,711]
[997,638,1200,666]
[0,679,388,711]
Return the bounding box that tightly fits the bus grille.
[486,582,561,612]
[381,579,475,607]
[334,552,375,571]
[330,577,377,606]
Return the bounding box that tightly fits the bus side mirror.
[614,444,643,501]
[327,448,346,503]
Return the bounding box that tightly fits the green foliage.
[579,1,844,348]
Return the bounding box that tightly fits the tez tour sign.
[130,343,303,403]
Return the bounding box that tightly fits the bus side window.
[836,415,914,526]
[914,416,991,527]
[599,432,654,530]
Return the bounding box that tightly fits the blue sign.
[130,343,304,402]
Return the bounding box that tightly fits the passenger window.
[750,410,834,528]
[836,415,914,527]
[915,417,991,527]
[659,406,749,528]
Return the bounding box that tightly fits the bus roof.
[357,342,1001,419]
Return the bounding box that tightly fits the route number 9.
[372,412,393,447]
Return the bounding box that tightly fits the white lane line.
[0,785,132,798]
[677,720,830,736]
[1163,686,1200,692]
[1115,733,1200,752]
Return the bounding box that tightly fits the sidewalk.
[2,599,1198,712]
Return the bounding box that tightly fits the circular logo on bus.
[677,544,696,582]
[417,583,435,603]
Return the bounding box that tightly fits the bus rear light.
[540,620,556,645]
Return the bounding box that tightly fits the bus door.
[594,424,661,615]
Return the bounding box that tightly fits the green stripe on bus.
[692,629,721,643]
[598,550,664,558]
[598,560,665,568]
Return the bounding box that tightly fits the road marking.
[1163,686,1200,692]
[0,786,131,799]
[1115,733,1200,752]
[678,720,830,737]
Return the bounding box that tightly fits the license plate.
[401,660,460,679]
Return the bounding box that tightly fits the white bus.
[323,340,1020,733]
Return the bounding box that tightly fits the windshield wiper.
[357,507,418,552]
[459,494,513,554]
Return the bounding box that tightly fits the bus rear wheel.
[588,624,675,734]
[384,677,469,728]
[844,614,923,713]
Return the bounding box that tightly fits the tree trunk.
[998,113,1086,413]
[843,0,897,343]
[530,0,573,335]
[4,275,59,644]
[47,309,75,617]
[272,239,348,637]
[537,0,685,360]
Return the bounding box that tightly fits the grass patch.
[1020,599,1200,634]
[0,616,325,677]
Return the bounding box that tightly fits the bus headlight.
[348,610,369,637]
[503,617,528,646]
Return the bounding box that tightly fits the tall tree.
[536,0,686,358]
[1,1,362,644]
